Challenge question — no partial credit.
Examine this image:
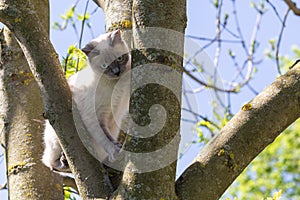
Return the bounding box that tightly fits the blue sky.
[1,0,300,199]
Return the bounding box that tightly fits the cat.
[42,29,131,171]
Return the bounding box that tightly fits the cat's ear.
[81,41,97,56]
[110,29,122,46]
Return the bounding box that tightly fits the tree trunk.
[0,0,110,199]
[97,0,187,199]
[0,1,63,198]
[2,0,298,199]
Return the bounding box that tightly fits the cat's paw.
[52,152,70,172]
[112,140,122,150]
[59,152,69,169]
[107,141,122,162]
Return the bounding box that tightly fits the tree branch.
[105,0,186,199]
[92,0,104,10]
[176,64,300,199]
[0,1,109,198]
[284,0,300,16]
[275,8,290,75]
[0,182,7,190]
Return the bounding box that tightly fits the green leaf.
[62,45,87,79]
[228,49,235,58]
[223,119,300,199]
[61,6,75,20]
[213,0,219,8]
[64,186,71,200]
[77,13,90,21]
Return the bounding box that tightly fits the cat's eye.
[101,63,109,69]
[116,55,125,63]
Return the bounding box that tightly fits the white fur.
[42,31,130,171]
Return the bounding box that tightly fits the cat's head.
[82,29,131,79]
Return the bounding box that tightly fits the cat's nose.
[112,67,120,76]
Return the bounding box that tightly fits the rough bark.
[0,0,110,199]
[176,64,300,199]
[97,0,187,199]
[0,1,63,199]
[94,0,133,32]
[2,0,297,199]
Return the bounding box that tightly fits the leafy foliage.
[64,186,77,200]
[62,45,87,79]
[222,119,300,199]
[265,42,300,74]
[222,51,300,199]
[53,4,91,32]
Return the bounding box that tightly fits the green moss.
[8,161,27,174]
[111,20,133,30]
[218,148,225,156]
[241,103,253,111]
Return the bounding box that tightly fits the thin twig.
[241,10,263,88]
[78,0,90,49]
[181,118,198,124]
[228,57,259,95]
[232,0,248,55]
[182,81,199,122]
[275,8,290,75]
[289,59,300,69]
[88,6,99,38]
[183,67,236,93]
[70,1,80,39]
[266,0,283,23]
[213,0,223,68]
[76,0,90,72]
[185,35,242,44]
[213,0,226,111]
[63,55,70,75]
[182,108,221,130]
[220,23,240,38]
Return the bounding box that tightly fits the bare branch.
[284,0,300,16]
[183,67,236,93]
[0,182,7,190]
[276,8,290,75]
[232,0,248,55]
[92,0,104,9]
[213,0,223,68]
[243,11,263,87]
[266,0,283,23]
[78,0,90,49]
[176,64,300,199]
[181,108,221,130]
[185,35,242,44]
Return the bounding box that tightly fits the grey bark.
[176,64,300,199]
[1,0,297,199]
[0,1,64,198]
[0,0,110,199]
[96,0,187,199]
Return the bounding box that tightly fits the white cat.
[42,30,131,171]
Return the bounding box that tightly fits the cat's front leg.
[99,121,122,162]
[42,120,70,172]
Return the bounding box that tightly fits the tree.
[0,1,63,199]
[0,0,299,199]
[221,45,300,199]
